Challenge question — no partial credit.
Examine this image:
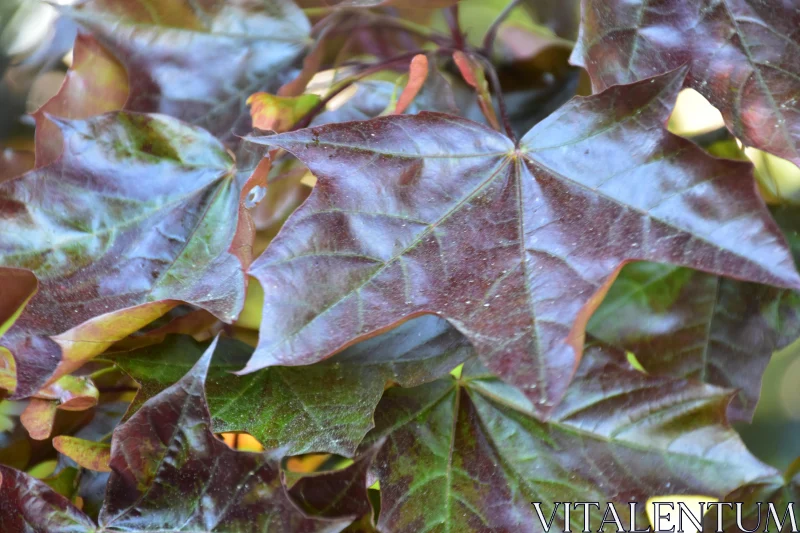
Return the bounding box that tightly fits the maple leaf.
[248,92,322,133]
[33,33,129,168]
[52,435,111,473]
[0,465,96,532]
[20,375,100,440]
[286,441,382,520]
[570,0,800,167]
[0,112,260,399]
[0,268,36,343]
[245,68,800,416]
[0,338,364,532]
[112,315,470,456]
[589,263,800,422]
[61,0,312,146]
[589,205,800,422]
[701,460,799,532]
[357,343,778,532]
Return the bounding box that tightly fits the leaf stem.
[480,57,517,144]
[444,4,465,50]
[294,51,426,130]
[373,12,451,47]
[482,0,523,54]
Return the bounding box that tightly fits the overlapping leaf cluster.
[1,0,800,531]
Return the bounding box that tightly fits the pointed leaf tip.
[572,0,800,167]
[192,334,220,382]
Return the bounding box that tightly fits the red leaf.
[571,0,800,167]
[0,339,359,531]
[60,0,311,146]
[0,466,95,532]
[33,33,128,168]
[452,50,500,130]
[0,148,34,184]
[393,54,429,115]
[245,69,800,417]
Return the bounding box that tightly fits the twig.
[444,4,465,50]
[482,0,523,54]
[293,51,425,130]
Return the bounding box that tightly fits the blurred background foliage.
[1,0,799,500]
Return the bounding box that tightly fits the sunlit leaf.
[33,33,128,167]
[245,68,800,416]
[52,436,111,473]
[0,112,258,398]
[248,92,321,132]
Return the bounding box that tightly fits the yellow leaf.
[247,92,321,132]
[52,436,111,473]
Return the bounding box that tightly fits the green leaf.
[589,207,800,422]
[111,315,471,456]
[0,112,259,399]
[589,262,800,422]
[358,343,778,532]
[41,466,80,501]
[0,338,355,531]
